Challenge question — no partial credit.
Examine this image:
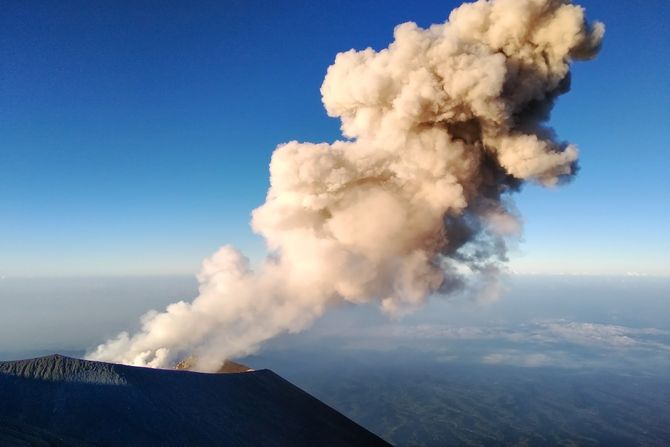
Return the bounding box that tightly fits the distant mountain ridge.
[0,353,126,384]
[0,354,391,446]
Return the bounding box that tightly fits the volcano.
[0,354,390,446]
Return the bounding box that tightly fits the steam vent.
[0,354,390,446]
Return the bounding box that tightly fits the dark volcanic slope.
[0,355,390,447]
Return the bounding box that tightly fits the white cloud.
[481,351,557,367]
[324,319,670,356]
[535,320,670,350]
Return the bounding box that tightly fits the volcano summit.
[0,354,390,446]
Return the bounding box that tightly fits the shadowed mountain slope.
[0,354,391,447]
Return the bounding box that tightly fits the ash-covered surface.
[0,354,390,447]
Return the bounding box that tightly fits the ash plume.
[89,0,604,371]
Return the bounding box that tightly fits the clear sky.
[1,0,668,277]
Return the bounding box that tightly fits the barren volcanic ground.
[0,354,390,447]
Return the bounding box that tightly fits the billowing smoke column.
[89,0,603,371]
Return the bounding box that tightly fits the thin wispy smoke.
[89,0,603,371]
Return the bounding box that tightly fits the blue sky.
[1,0,668,277]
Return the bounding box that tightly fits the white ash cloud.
[88,0,603,371]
